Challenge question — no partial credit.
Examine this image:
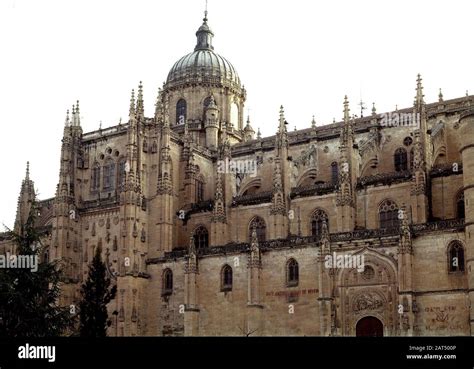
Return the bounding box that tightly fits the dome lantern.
[195,12,214,51]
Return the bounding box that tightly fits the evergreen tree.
[79,245,117,337]
[0,202,75,337]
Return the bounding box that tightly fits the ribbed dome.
[165,15,241,89]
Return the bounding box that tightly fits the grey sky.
[0,0,472,229]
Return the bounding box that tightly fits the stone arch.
[378,198,400,229]
[192,224,209,249]
[337,248,397,286]
[433,146,447,166]
[308,207,329,238]
[238,177,262,196]
[446,239,465,273]
[454,189,465,219]
[285,257,299,287]
[394,147,408,172]
[355,315,384,337]
[221,264,233,291]
[296,168,318,187]
[248,216,266,243]
[360,156,378,177]
[336,248,398,336]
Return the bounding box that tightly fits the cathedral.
[2,11,474,337]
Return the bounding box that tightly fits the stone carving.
[353,292,384,312]
[291,144,318,186]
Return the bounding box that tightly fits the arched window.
[230,102,239,128]
[143,138,148,153]
[221,265,233,291]
[176,99,187,124]
[448,241,465,273]
[117,159,127,190]
[151,141,158,154]
[249,217,266,243]
[162,269,173,295]
[331,162,339,185]
[286,258,299,287]
[379,199,399,229]
[103,159,115,190]
[193,226,209,249]
[394,148,408,172]
[203,96,212,109]
[196,176,204,203]
[456,191,465,219]
[310,209,329,239]
[91,163,101,191]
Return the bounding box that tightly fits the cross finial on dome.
[204,0,208,22]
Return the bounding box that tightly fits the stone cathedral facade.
[2,13,474,337]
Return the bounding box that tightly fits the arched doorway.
[356,316,383,337]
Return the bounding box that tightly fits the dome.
[165,15,241,90]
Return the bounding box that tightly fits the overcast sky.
[0,0,472,229]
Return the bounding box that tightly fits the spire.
[257,127,262,140]
[311,115,316,129]
[70,105,76,127]
[270,157,286,216]
[320,218,330,254]
[25,161,30,181]
[321,218,329,240]
[76,100,80,120]
[336,97,354,209]
[64,109,70,126]
[371,102,376,116]
[195,5,214,51]
[438,88,444,102]
[415,74,424,106]
[14,161,36,234]
[185,234,198,274]
[212,170,226,223]
[343,95,350,123]
[278,105,286,133]
[136,81,144,121]
[275,106,288,151]
[249,225,261,265]
[189,235,197,259]
[69,101,81,126]
[340,96,353,147]
[243,115,255,141]
[250,226,259,251]
[398,203,412,254]
[155,87,164,124]
[129,89,136,119]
